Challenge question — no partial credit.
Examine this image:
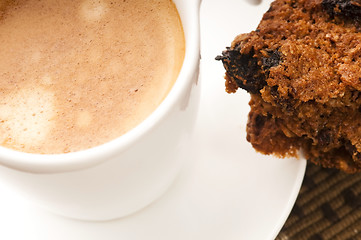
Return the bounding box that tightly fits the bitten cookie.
[217,0,361,173]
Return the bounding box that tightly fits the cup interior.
[0,0,201,173]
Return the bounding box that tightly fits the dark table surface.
[276,163,361,240]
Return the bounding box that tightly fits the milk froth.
[0,0,185,153]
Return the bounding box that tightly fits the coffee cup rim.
[0,0,201,173]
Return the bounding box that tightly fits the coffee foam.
[0,0,184,153]
[80,0,107,22]
[0,87,55,151]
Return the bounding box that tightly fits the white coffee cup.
[0,0,201,221]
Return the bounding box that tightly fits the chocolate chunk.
[317,128,332,147]
[262,50,282,71]
[255,114,266,129]
[216,47,266,94]
[322,0,361,23]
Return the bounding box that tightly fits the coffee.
[0,0,185,154]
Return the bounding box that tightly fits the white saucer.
[0,1,306,239]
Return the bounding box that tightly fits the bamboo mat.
[276,163,361,240]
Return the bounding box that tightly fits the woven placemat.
[276,163,361,240]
